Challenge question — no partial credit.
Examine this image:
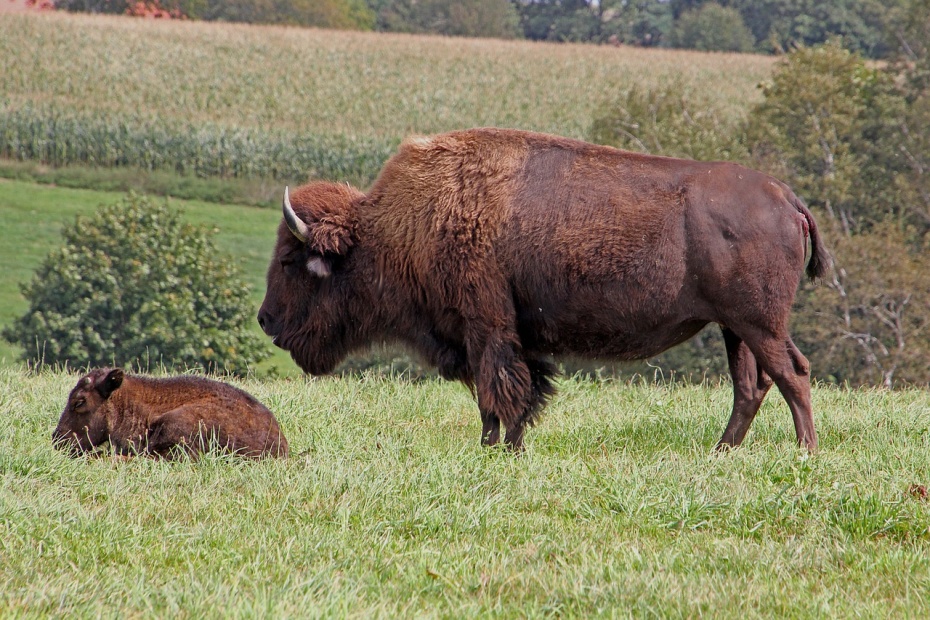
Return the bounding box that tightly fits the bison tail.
[790,193,830,282]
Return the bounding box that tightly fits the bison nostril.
[258,311,278,337]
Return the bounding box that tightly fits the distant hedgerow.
[2,193,269,374]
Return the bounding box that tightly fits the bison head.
[52,368,123,455]
[258,182,369,374]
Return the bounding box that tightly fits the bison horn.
[283,186,310,243]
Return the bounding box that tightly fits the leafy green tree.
[669,0,898,57]
[884,0,930,231]
[746,41,904,231]
[376,0,521,38]
[669,2,754,52]
[728,0,893,56]
[514,0,599,42]
[792,221,930,387]
[2,194,268,374]
[202,0,375,29]
[515,0,672,45]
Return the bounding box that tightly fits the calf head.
[52,368,124,455]
[258,182,366,374]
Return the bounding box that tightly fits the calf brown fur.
[52,369,288,459]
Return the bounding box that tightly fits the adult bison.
[258,128,828,451]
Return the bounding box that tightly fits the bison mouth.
[52,431,96,457]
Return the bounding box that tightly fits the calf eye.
[73,398,85,409]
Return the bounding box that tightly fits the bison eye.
[280,256,301,276]
[73,398,85,409]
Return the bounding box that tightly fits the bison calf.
[52,368,288,459]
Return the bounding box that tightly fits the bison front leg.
[470,330,534,451]
[480,409,502,447]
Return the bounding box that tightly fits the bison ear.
[97,368,124,399]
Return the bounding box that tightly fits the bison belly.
[512,280,710,361]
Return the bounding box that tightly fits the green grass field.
[2,368,929,617]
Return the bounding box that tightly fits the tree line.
[50,0,906,57]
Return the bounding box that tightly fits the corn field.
[0,12,775,184]
[0,104,397,185]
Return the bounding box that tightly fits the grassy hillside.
[2,368,929,616]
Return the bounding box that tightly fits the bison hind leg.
[725,326,818,451]
[716,328,773,450]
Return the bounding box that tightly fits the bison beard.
[258,128,829,452]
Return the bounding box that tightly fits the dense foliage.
[373,0,522,38]
[1,194,269,374]
[52,0,376,29]
[46,0,908,55]
[668,2,754,53]
[516,0,900,55]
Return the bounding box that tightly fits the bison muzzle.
[258,128,828,451]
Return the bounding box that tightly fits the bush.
[2,193,269,374]
[588,80,747,162]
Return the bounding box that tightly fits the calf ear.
[97,368,124,399]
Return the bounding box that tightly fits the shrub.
[2,193,269,374]
[588,80,747,162]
